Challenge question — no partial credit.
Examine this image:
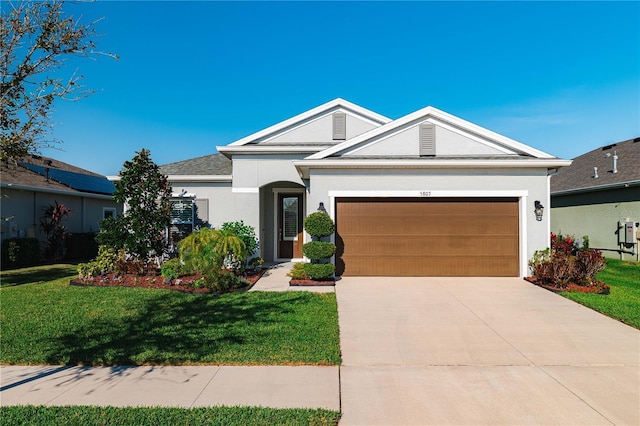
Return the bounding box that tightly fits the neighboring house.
[161,98,571,277]
[551,138,640,261]
[0,155,122,245]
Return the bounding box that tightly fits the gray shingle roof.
[159,153,232,176]
[551,138,640,194]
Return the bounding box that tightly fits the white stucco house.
[160,99,571,277]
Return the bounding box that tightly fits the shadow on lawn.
[43,291,306,366]
[0,265,77,287]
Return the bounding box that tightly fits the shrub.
[530,233,607,293]
[303,212,335,238]
[65,233,98,261]
[1,237,40,268]
[573,248,606,285]
[221,221,259,257]
[302,263,335,280]
[287,263,308,280]
[302,241,336,260]
[160,258,184,280]
[77,245,120,278]
[204,270,248,293]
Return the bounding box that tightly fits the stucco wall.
[307,168,551,276]
[551,189,640,261]
[167,182,235,228]
[345,124,508,157]
[263,112,379,144]
[0,187,121,245]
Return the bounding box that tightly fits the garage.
[335,197,520,277]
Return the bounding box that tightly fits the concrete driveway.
[336,277,640,425]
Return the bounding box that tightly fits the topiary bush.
[302,263,336,280]
[1,237,40,269]
[299,210,336,280]
[302,241,336,260]
[303,212,335,238]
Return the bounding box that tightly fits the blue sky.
[41,1,639,176]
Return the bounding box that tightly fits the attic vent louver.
[419,123,436,156]
[333,112,346,140]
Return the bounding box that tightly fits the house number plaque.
[419,191,432,197]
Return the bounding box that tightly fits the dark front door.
[278,193,303,259]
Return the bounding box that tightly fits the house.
[551,138,640,261]
[160,98,571,277]
[0,155,122,246]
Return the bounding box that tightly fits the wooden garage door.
[335,198,519,277]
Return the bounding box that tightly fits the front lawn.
[0,265,341,366]
[561,259,640,329]
[0,405,340,426]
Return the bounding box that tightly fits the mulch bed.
[524,276,610,295]
[70,269,266,294]
[289,278,335,287]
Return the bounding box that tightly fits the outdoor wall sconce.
[534,200,544,221]
[317,202,327,213]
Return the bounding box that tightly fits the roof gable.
[225,98,391,147]
[307,106,555,160]
[551,137,640,194]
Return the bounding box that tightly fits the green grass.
[0,405,340,426]
[0,265,341,366]
[561,259,640,329]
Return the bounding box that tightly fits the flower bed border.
[289,278,335,287]
[524,276,610,295]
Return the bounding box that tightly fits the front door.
[277,193,303,259]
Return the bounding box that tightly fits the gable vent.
[419,123,436,156]
[333,112,346,140]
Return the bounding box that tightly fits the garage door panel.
[340,235,518,256]
[340,255,519,276]
[339,217,518,236]
[336,198,519,277]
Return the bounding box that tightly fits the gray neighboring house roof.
[159,153,232,176]
[551,137,640,195]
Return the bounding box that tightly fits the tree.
[97,149,172,263]
[39,200,71,261]
[1,0,117,163]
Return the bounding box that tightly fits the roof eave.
[551,180,640,196]
[1,182,115,199]
[294,158,572,179]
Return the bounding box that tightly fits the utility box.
[624,221,638,244]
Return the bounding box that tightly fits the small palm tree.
[178,228,246,275]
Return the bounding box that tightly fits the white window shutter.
[419,123,436,156]
[333,112,346,140]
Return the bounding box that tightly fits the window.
[169,198,195,243]
[282,196,299,241]
[103,207,116,220]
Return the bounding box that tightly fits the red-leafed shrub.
[529,233,608,294]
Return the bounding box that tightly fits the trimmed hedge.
[303,212,335,238]
[302,263,336,280]
[302,241,336,260]
[1,238,40,269]
[65,233,98,261]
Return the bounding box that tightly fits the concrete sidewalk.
[1,266,339,411]
[249,262,335,293]
[0,365,339,410]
